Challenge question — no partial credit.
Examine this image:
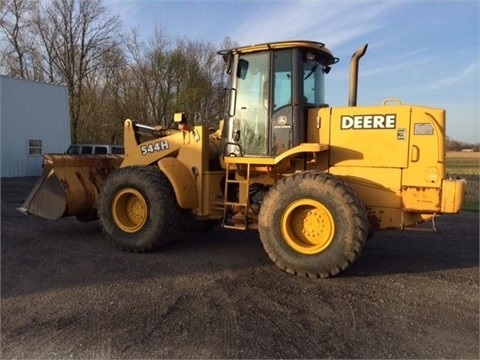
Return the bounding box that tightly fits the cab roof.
[218,40,339,65]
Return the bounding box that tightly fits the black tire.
[258,171,368,278]
[98,166,180,252]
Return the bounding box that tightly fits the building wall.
[1,76,70,177]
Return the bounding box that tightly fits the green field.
[446,153,479,212]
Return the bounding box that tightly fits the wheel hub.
[281,199,335,254]
[112,188,148,233]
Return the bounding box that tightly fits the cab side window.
[273,50,292,110]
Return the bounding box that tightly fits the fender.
[157,157,198,209]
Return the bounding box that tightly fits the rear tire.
[98,166,180,252]
[258,171,368,278]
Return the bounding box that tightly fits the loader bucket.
[18,154,123,220]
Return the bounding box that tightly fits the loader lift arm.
[120,119,182,168]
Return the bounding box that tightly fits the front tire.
[258,171,368,278]
[98,166,180,252]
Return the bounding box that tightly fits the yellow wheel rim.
[281,199,335,255]
[112,188,148,233]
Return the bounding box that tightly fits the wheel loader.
[19,40,466,278]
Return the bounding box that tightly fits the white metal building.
[0,75,70,177]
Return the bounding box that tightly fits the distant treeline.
[446,137,480,152]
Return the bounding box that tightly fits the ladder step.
[225,179,248,184]
[223,215,248,230]
[222,162,251,231]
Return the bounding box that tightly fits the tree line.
[446,137,479,152]
[2,0,477,150]
[0,0,234,144]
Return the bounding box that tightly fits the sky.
[108,0,479,143]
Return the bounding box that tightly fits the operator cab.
[219,41,338,157]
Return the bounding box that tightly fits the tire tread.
[258,171,368,278]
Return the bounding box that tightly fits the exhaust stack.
[349,44,368,107]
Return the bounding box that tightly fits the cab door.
[233,52,270,156]
[270,50,293,156]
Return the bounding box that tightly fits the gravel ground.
[1,177,479,359]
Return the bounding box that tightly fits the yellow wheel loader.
[19,40,466,277]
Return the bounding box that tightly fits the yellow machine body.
[19,103,465,230]
[310,102,465,229]
[19,39,466,276]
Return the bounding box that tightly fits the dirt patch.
[446,151,480,158]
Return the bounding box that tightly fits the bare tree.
[81,44,127,144]
[125,28,229,130]
[124,26,173,126]
[0,0,37,78]
[33,0,121,143]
